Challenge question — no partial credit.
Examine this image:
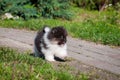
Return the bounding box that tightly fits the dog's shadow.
[30,53,66,62]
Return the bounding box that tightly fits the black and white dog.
[34,26,67,61]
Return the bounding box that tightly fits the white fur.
[44,27,50,32]
[42,29,67,61]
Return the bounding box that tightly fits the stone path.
[0,28,120,75]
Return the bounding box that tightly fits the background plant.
[34,0,72,20]
[69,0,120,11]
[0,0,72,20]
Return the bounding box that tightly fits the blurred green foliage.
[0,0,38,20]
[0,0,72,20]
[0,0,120,20]
[70,0,120,10]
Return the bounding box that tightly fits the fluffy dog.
[34,26,67,61]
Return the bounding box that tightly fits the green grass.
[0,47,89,80]
[0,7,120,46]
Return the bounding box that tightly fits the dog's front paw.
[46,58,55,62]
[45,55,55,62]
[55,50,67,58]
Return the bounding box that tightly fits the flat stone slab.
[0,28,120,75]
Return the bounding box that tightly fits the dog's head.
[48,26,67,45]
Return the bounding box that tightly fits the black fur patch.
[48,26,67,45]
[34,28,48,54]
